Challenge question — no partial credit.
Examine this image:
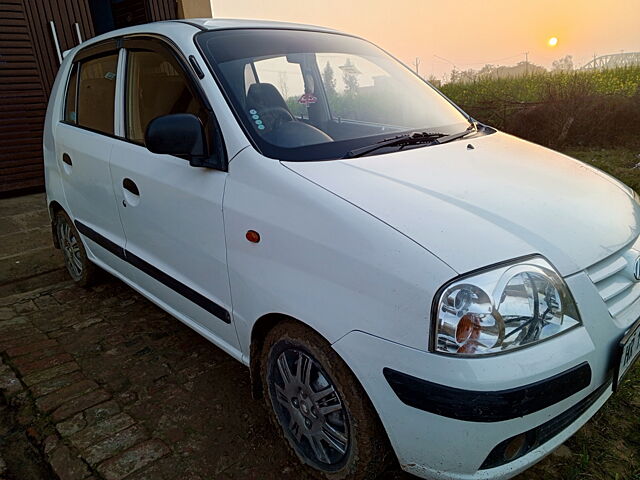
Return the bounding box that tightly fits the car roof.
[180,18,342,34]
[63,18,345,59]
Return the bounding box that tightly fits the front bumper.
[333,304,617,479]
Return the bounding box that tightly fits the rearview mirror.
[145,113,208,162]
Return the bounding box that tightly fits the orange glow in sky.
[212,0,640,80]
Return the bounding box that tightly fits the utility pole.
[413,57,421,77]
[524,52,529,75]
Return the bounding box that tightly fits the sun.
[548,37,559,47]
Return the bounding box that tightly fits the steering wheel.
[254,106,295,130]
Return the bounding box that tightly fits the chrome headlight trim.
[429,255,582,357]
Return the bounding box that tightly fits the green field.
[440,67,640,149]
[440,66,640,105]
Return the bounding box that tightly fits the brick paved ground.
[0,194,608,480]
[1,194,314,480]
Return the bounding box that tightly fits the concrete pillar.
[177,0,214,18]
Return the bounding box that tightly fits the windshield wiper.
[342,123,478,159]
[342,131,447,159]
[429,122,478,146]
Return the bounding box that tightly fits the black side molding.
[383,362,592,422]
[75,221,125,260]
[74,221,231,324]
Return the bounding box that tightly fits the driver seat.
[246,83,293,133]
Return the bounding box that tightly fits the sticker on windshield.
[298,93,317,106]
[249,110,265,130]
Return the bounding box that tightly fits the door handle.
[122,178,139,196]
[62,153,72,166]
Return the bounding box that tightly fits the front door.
[108,39,240,354]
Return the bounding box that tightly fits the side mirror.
[145,113,208,162]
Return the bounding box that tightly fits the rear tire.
[54,210,98,287]
[261,321,392,480]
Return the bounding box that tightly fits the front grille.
[586,236,640,320]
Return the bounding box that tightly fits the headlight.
[432,256,581,356]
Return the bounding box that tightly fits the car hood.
[284,132,640,276]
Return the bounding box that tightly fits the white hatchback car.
[44,18,640,480]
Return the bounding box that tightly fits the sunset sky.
[212,0,640,80]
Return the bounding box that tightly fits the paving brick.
[52,389,112,422]
[0,364,23,396]
[22,362,80,387]
[0,307,14,320]
[57,412,87,437]
[97,439,169,480]
[11,345,64,368]
[0,332,49,352]
[84,424,148,466]
[70,412,135,450]
[43,434,60,454]
[30,371,86,398]
[0,316,26,328]
[13,300,38,314]
[72,317,104,331]
[49,445,91,480]
[15,352,74,376]
[0,325,41,343]
[36,379,99,412]
[33,295,60,309]
[84,400,121,425]
[6,339,59,358]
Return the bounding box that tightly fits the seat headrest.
[246,83,289,112]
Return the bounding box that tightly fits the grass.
[438,67,640,149]
[517,146,640,480]
[567,148,640,192]
[440,66,640,106]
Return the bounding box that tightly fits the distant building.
[1,0,213,195]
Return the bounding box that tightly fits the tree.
[322,61,337,97]
[277,71,288,100]
[342,58,359,96]
[552,55,574,72]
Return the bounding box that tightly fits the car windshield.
[196,29,472,161]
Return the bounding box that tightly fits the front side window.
[77,53,118,135]
[125,48,207,145]
[197,29,472,161]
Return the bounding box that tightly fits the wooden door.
[0,0,49,194]
[0,0,93,194]
[0,0,177,194]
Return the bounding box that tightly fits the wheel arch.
[249,312,354,399]
[249,313,311,399]
[48,200,65,249]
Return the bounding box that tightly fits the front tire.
[261,321,392,480]
[54,210,98,287]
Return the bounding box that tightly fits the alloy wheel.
[58,220,83,280]
[270,348,350,468]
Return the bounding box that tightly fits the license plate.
[615,318,640,390]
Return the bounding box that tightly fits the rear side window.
[126,48,207,145]
[77,53,118,135]
[64,64,78,123]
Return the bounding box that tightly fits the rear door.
[108,38,240,354]
[56,44,130,273]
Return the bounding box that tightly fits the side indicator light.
[246,230,261,243]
